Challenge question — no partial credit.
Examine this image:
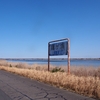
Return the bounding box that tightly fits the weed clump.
[10,64,12,67]
[51,67,64,73]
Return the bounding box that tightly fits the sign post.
[48,38,70,74]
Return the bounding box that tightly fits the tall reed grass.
[0,60,100,99]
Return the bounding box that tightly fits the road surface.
[0,70,96,100]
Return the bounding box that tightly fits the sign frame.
[48,38,70,74]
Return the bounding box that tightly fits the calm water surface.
[7,59,100,67]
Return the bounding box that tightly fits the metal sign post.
[67,39,70,74]
[48,38,70,74]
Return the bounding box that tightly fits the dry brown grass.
[0,60,100,99]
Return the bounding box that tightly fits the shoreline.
[0,58,100,61]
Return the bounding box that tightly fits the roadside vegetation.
[0,60,100,99]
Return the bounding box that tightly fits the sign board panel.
[49,41,68,56]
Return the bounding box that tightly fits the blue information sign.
[49,41,68,56]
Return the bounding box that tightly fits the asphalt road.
[0,70,96,100]
[0,89,12,100]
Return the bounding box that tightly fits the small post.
[67,39,70,74]
[48,43,50,71]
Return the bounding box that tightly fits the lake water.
[7,59,100,67]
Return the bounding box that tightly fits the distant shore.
[0,58,100,61]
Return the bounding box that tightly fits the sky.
[0,0,100,58]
